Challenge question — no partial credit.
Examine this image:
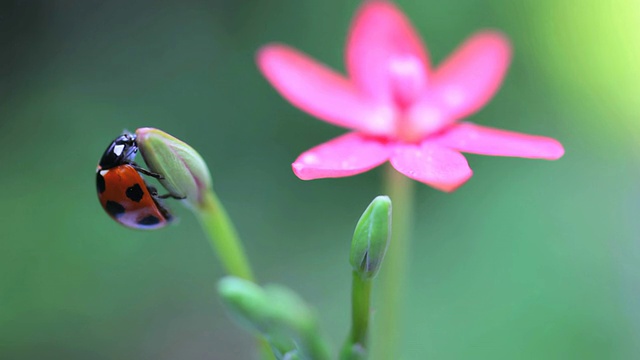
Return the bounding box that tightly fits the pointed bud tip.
[217,277,272,335]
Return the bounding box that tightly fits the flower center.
[389,55,426,110]
[387,55,435,143]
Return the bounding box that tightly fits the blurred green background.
[1,0,638,359]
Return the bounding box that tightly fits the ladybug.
[96,132,173,229]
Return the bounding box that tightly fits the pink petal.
[257,44,392,135]
[390,142,473,192]
[419,31,511,125]
[292,132,391,180]
[431,123,565,159]
[346,0,430,103]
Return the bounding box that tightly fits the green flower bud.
[264,285,331,360]
[350,196,392,280]
[219,277,295,359]
[282,351,301,360]
[263,285,317,337]
[341,343,366,360]
[218,277,273,335]
[218,277,331,360]
[135,127,212,209]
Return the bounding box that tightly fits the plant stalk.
[372,164,415,360]
[197,191,254,281]
[341,271,372,359]
[196,190,273,359]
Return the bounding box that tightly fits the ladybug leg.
[147,185,159,196]
[130,163,164,180]
[158,193,187,200]
[147,184,186,200]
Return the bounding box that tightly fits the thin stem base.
[341,271,373,360]
[196,190,273,359]
[197,191,254,281]
[372,164,415,360]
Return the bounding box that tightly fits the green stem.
[372,164,415,360]
[300,327,333,360]
[196,190,274,359]
[341,271,372,360]
[197,190,254,281]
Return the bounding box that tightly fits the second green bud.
[349,196,392,280]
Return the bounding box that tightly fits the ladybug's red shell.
[96,164,171,229]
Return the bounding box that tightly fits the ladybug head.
[99,132,138,169]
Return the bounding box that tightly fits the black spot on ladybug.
[96,173,106,193]
[105,201,125,217]
[126,184,144,202]
[138,215,160,226]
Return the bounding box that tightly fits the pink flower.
[257,0,564,192]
